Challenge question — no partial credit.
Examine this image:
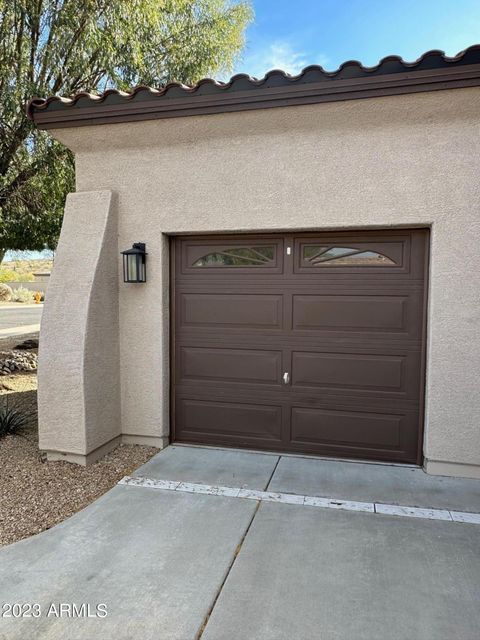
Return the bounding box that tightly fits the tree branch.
[48,8,92,92]
[0,157,44,204]
[28,0,44,84]
[37,0,67,86]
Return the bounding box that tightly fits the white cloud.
[237,41,330,79]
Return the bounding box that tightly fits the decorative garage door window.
[193,246,275,267]
[302,245,396,266]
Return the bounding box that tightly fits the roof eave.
[27,47,480,130]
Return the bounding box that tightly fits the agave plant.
[0,406,28,438]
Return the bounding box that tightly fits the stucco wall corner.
[38,189,121,462]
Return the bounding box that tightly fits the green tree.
[0,0,253,263]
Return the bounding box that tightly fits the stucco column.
[38,190,121,464]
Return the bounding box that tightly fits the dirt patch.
[0,372,37,394]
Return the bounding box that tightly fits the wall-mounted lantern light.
[121,243,147,283]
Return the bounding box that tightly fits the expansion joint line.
[118,476,480,526]
[196,501,261,639]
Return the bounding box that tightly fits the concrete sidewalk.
[1,446,479,640]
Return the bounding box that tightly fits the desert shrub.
[0,269,34,283]
[0,269,35,282]
[11,287,34,303]
[0,269,19,282]
[0,406,28,437]
[0,283,13,301]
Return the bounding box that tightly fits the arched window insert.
[303,246,396,266]
[193,246,275,267]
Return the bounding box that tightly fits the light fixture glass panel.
[128,255,138,280]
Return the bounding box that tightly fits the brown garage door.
[172,229,428,464]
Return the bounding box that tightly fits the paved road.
[0,446,479,640]
[0,304,42,336]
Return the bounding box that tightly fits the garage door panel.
[290,351,422,401]
[181,293,283,328]
[292,294,408,332]
[290,406,413,452]
[179,347,282,385]
[177,399,283,442]
[292,351,404,392]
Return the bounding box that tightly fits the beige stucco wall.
[46,87,480,476]
[38,190,123,464]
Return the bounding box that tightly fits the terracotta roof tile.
[27,45,480,128]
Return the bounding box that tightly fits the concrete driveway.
[1,446,479,640]
[0,303,43,337]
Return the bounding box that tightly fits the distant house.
[32,272,50,282]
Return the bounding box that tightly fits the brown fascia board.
[27,45,480,129]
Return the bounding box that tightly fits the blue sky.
[234,0,480,77]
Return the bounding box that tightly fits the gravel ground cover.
[0,333,158,548]
[0,350,37,375]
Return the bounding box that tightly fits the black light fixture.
[121,243,147,283]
